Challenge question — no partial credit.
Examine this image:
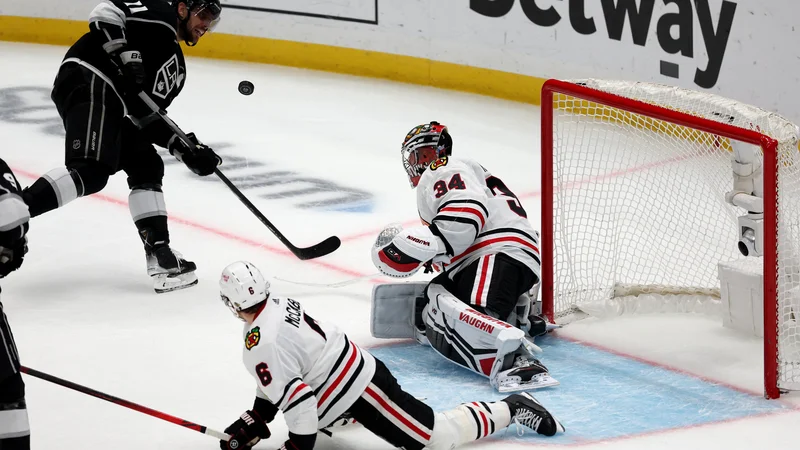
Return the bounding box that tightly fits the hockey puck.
[238,80,254,96]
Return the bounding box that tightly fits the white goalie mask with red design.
[401,121,453,188]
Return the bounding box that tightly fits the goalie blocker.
[371,282,558,392]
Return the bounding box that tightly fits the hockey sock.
[0,375,30,449]
[22,168,75,217]
[129,184,170,251]
[23,163,110,217]
[135,215,170,251]
[427,401,511,449]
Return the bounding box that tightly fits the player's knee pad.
[424,283,525,377]
[0,373,25,404]
[128,184,167,222]
[67,160,111,196]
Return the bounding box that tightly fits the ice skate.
[492,355,559,392]
[503,391,565,436]
[146,245,198,293]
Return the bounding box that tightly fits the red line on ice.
[11,167,368,279]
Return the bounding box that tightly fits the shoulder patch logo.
[245,326,261,350]
[429,157,448,170]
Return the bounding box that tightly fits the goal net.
[541,79,800,399]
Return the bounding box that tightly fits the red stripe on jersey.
[451,236,539,263]
[439,206,486,227]
[288,383,309,403]
[475,255,491,307]
[478,410,489,437]
[378,249,420,273]
[364,386,432,441]
[318,342,358,407]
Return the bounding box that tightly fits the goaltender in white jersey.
[415,152,540,280]
[217,261,563,450]
[372,121,557,393]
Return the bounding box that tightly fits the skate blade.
[153,272,199,294]
[498,374,560,393]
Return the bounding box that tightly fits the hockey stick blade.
[292,235,341,260]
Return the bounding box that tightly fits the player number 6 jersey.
[241,296,376,435]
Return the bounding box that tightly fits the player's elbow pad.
[372,226,444,278]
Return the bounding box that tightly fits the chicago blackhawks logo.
[429,157,448,170]
[245,326,260,350]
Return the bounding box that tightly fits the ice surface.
[0,42,797,449]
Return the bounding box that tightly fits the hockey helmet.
[401,121,453,188]
[219,261,270,321]
[175,0,222,45]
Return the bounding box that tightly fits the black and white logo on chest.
[152,54,185,100]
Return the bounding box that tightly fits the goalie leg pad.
[425,284,558,392]
[424,283,522,377]
[370,282,429,339]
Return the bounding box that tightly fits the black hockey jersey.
[0,159,29,249]
[62,0,186,146]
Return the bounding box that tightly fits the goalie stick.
[20,366,230,441]
[137,92,341,260]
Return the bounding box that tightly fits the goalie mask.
[219,261,270,321]
[401,121,453,188]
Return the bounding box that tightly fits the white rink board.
[2,0,799,121]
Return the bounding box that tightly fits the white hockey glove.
[372,223,445,278]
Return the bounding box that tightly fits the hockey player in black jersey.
[21,0,223,293]
[0,158,31,449]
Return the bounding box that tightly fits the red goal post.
[540,79,800,399]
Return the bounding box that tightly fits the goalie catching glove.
[371,223,449,277]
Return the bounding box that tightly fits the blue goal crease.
[368,335,788,445]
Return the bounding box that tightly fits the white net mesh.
[547,79,800,393]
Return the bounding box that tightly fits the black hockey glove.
[0,236,28,278]
[169,133,222,176]
[220,410,271,450]
[111,49,146,95]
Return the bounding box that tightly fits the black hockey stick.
[20,366,230,441]
[137,92,341,260]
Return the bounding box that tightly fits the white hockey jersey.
[416,156,541,280]
[241,296,376,435]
